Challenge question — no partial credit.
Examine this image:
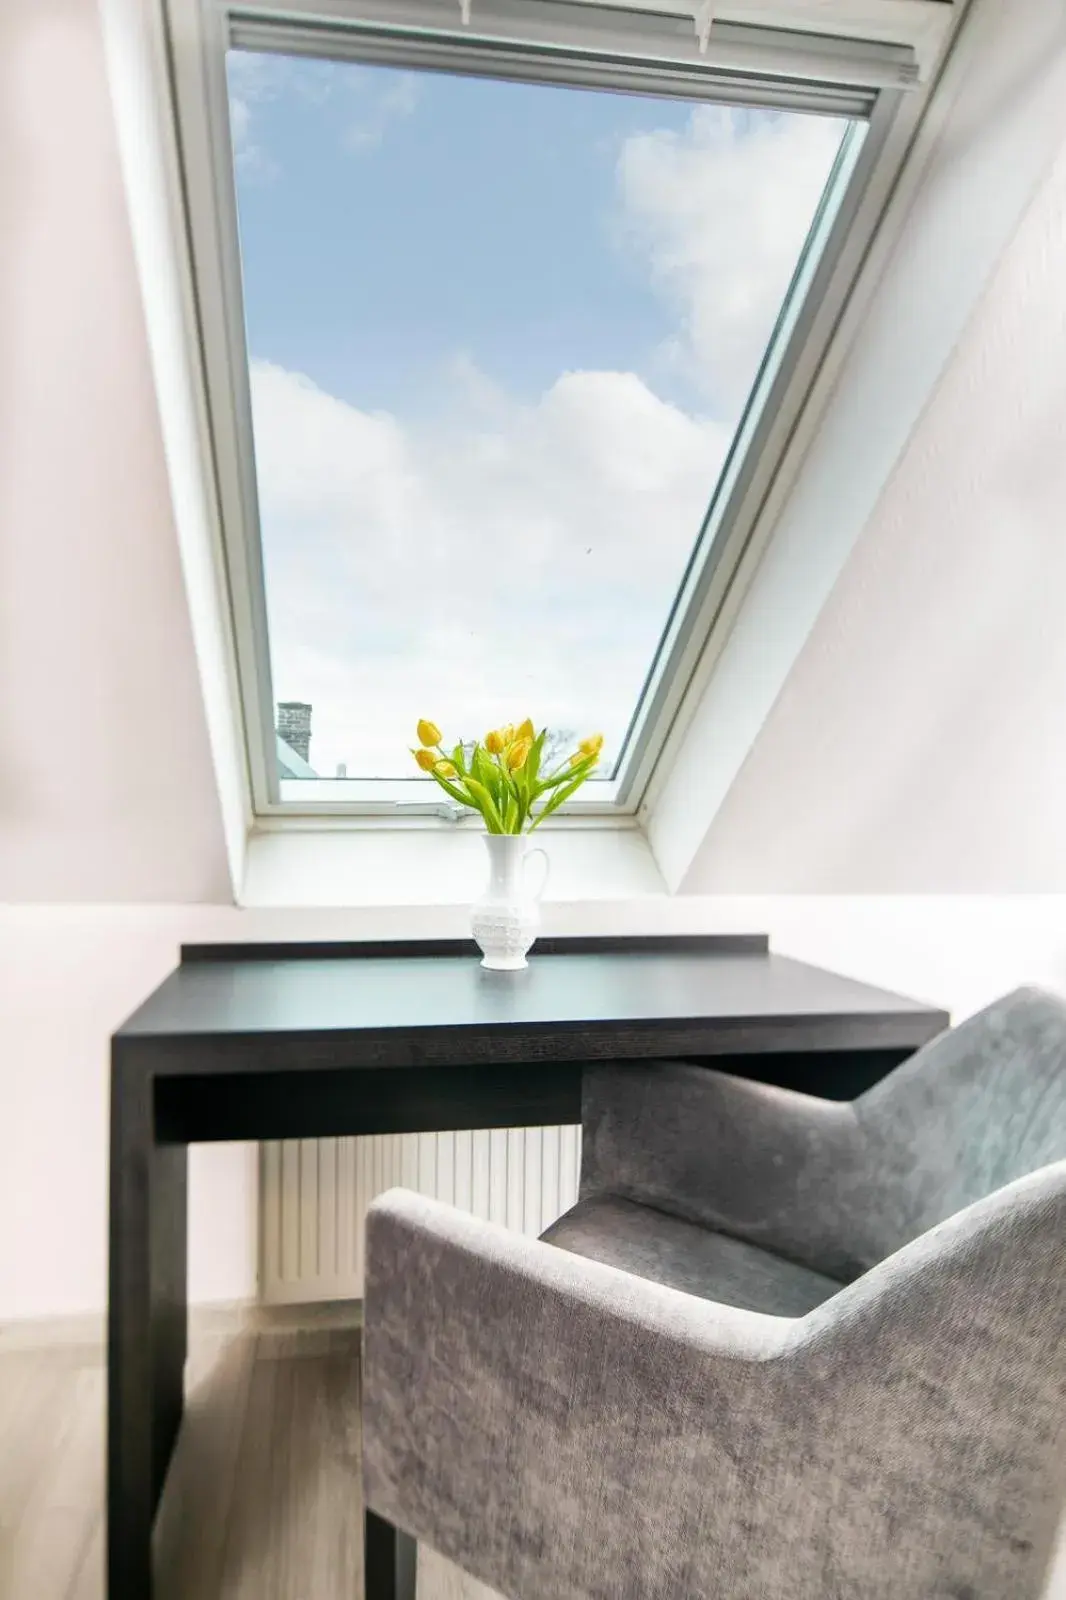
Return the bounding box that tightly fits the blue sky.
[230,57,704,417]
[226,51,847,779]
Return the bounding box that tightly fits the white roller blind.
[231,0,924,98]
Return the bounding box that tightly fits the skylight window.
[229,52,852,789]
[165,0,931,818]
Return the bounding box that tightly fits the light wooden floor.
[0,1319,502,1600]
[7,1322,1066,1600]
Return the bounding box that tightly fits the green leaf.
[515,764,532,831]
[534,754,595,795]
[429,770,477,810]
[493,749,524,821]
[530,769,593,829]
[473,747,500,804]
[517,730,545,819]
[525,729,546,790]
[463,776,503,833]
[505,758,524,802]
[451,742,467,776]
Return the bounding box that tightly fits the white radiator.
[260,1126,582,1304]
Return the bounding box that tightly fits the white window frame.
[160,0,959,825]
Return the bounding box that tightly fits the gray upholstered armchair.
[362,987,1066,1600]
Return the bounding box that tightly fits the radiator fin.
[260,1127,581,1304]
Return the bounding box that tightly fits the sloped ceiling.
[0,0,230,902]
[687,121,1066,892]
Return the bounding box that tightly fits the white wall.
[5,894,1066,1322]
[0,0,230,903]
[0,907,256,1320]
[686,40,1066,893]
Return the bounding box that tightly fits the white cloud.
[225,52,419,178]
[226,52,284,178]
[251,360,725,776]
[345,72,420,150]
[229,95,250,146]
[617,106,846,411]
[228,89,276,180]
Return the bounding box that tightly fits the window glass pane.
[227,50,851,784]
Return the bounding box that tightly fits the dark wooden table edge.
[177,932,771,963]
[116,1006,950,1061]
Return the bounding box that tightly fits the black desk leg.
[365,1509,417,1600]
[108,1050,188,1600]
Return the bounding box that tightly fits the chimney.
[276,701,312,763]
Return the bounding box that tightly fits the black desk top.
[118,936,947,1060]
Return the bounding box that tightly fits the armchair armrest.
[581,1061,868,1279]
[363,1172,1066,1600]
[362,1188,789,1600]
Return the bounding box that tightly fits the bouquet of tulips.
[410,718,603,833]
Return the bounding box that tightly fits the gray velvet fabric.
[542,1194,842,1315]
[578,984,1066,1280]
[362,987,1066,1600]
[578,1055,869,1281]
[856,985,1066,1260]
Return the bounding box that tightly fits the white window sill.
[238,821,666,908]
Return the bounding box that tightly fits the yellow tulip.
[484,729,506,755]
[569,752,584,767]
[516,717,535,742]
[434,760,458,779]
[508,738,532,770]
[413,747,437,772]
[416,719,442,747]
[579,733,604,758]
[501,724,515,746]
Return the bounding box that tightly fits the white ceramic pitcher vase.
[470,834,550,970]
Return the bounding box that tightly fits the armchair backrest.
[854,986,1066,1266]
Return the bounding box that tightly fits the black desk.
[107,934,948,1599]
